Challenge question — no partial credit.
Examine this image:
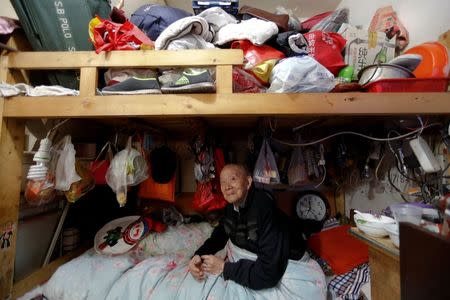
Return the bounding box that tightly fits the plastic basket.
[363,77,450,93]
[193,1,239,16]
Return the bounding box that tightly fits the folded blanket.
[214,18,278,46]
[197,7,238,33]
[155,16,214,50]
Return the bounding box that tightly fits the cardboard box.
[339,25,395,80]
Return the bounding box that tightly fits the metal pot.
[358,63,415,85]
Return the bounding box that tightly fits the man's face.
[220,166,252,205]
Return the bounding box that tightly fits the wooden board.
[12,247,87,299]
[6,50,244,69]
[3,93,450,118]
[369,246,400,300]
[0,119,24,300]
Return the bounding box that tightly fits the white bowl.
[384,223,400,248]
[354,214,392,237]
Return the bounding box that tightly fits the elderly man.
[188,164,326,298]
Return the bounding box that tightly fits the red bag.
[193,148,227,213]
[89,142,113,185]
[231,40,285,70]
[304,31,347,75]
[90,17,154,54]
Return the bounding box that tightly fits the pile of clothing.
[98,4,351,95]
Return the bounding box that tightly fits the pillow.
[308,225,368,275]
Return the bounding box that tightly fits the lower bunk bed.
[19,220,370,300]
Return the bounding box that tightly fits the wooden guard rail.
[1,49,450,118]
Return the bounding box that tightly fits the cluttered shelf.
[1,50,450,118]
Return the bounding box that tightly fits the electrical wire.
[46,118,70,138]
[387,168,410,202]
[374,153,385,181]
[273,123,441,147]
[315,165,326,188]
[292,119,319,132]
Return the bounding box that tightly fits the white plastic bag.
[288,135,308,185]
[268,56,335,93]
[253,139,280,184]
[54,135,81,191]
[106,137,148,207]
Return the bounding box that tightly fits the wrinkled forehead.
[220,166,245,180]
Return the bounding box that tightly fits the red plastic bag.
[304,31,346,75]
[90,142,113,185]
[231,40,285,70]
[193,148,227,213]
[89,16,154,54]
[233,67,266,93]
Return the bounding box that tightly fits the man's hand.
[201,255,225,275]
[188,255,205,281]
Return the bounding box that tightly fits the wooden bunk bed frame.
[0,49,449,299]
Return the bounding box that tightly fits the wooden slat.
[12,247,87,299]
[215,65,233,93]
[3,93,450,118]
[79,67,98,97]
[0,119,24,300]
[7,49,244,69]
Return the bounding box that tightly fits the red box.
[364,78,450,93]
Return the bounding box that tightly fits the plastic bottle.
[25,138,56,205]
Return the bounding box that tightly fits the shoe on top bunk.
[160,68,216,94]
[101,77,161,95]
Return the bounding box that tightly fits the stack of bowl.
[354,211,396,238]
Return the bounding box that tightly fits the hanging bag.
[106,137,148,207]
[90,142,114,185]
[253,139,280,184]
[192,148,227,212]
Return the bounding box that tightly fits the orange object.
[308,225,368,275]
[138,171,176,202]
[405,42,449,78]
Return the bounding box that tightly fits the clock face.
[296,193,328,221]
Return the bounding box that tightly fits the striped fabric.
[328,263,370,300]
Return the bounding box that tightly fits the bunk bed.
[1,49,450,300]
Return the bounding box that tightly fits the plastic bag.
[304,31,347,75]
[54,136,81,191]
[90,142,114,185]
[369,6,409,50]
[232,67,267,93]
[253,139,280,184]
[268,56,335,93]
[65,160,95,203]
[89,16,154,54]
[310,8,349,33]
[25,138,56,206]
[231,40,285,70]
[276,6,301,31]
[106,137,148,207]
[287,135,308,185]
[193,148,227,213]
